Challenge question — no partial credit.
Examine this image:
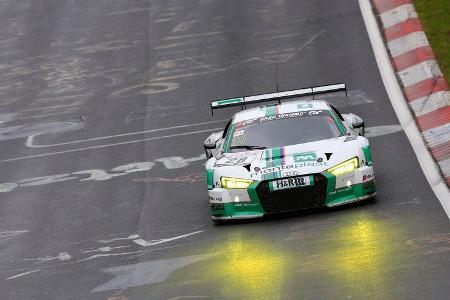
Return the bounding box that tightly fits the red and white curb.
[372,0,450,187]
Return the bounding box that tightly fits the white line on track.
[26,119,227,148]
[2,127,223,163]
[359,0,450,218]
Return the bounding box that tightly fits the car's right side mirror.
[343,113,365,136]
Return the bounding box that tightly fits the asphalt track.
[0,0,449,299]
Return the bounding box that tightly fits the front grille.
[256,174,327,213]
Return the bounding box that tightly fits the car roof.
[232,99,331,123]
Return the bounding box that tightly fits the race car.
[204,83,376,222]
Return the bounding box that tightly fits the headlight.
[327,157,359,176]
[221,177,253,189]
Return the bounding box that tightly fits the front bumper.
[209,166,376,220]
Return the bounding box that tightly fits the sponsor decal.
[329,186,352,195]
[363,173,374,182]
[224,150,261,158]
[241,110,327,127]
[242,119,257,126]
[209,196,223,202]
[260,112,305,122]
[257,161,328,175]
[308,110,322,115]
[233,130,245,137]
[282,171,299,177]
[293,152,317,162]
[234,203,258,207]
[214,156,254,167]
[269,176,313,191]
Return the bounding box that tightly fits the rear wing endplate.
[210,83,346,115]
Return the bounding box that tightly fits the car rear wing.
[210,83,347,115]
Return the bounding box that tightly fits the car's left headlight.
[221,177,253,189]
[327,157,359,176]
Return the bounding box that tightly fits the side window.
[330,105,344,121]
[222,119,232,139]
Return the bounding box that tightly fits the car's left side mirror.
[343,113,365,136]
[204,131,223,158]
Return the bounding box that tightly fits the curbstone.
[371,0,450,187]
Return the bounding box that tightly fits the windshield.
[227,110,343,152]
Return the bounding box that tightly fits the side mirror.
[343,113,365,136]
[204,131,223,158]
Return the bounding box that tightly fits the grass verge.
[414,0,450,84]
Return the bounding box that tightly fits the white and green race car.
[204,84,376,222]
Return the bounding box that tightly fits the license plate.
[269,176,312,191]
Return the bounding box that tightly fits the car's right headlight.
[221,177,253,189]
[326,157,359,176]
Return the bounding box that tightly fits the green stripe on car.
[264,105,277,117]
[362,145,373,166]
[262,148,283,180]
[247,180,262,203]
[223,123,236,152]
[212,98,244,107]
[329,110,347,135]
[206,169,214,190]
[322,171,337,203]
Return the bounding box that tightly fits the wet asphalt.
[0,0,449,299]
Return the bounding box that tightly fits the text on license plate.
[269,176,313,191]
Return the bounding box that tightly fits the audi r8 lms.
[204,84,376,222]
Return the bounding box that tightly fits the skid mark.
[26,120,225,148]
[144,31,324,84]
[6,269,40,280]
[92,253,218,292]
[3,231,206,281]
[107,7,153,16]
[2,128,219,163]
[0,153,207,193]
[407,233,450,256]
[133,173,204,183]
[23,252,71,265]
[75,40,141,54]
[172,20,198,33]
[111,81,180,96]
[261,32,301,41]
[0,230,28,240]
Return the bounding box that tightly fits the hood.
[214,136,362,180]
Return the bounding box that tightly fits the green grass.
[414,0,450,84]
